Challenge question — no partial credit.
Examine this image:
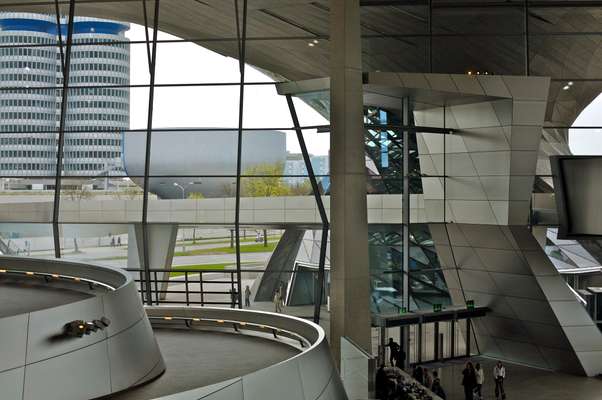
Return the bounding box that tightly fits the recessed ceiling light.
[568,81,574,86]
[313,39,319,44]
[308,42,315,47]
[563,85,570,90]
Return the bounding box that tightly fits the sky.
[126,25,330,156]
[126,25,602,156]
[569,93,602,155]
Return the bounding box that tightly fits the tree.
[288,179,313,195]
[63,186,94,201]
[187,192,205,199]
[241,162,291,197]
[116,185,143,200]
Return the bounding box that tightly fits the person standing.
[431,371,446,399]
[385,338,401,367]
[229,289,236,308]
[493,361,506,400]
[273,287,282,313]
[423,367,433,389]
[461,361,476,400]
[279,281,288,308]
[244,285,252,307]
[475,363,484,399]
[375,364,389,400]
[412,365,424,385]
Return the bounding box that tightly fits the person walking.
[244,285,252,307]
[493,361,506,400]
[475,363,484,399]
[461,361,477,400]
[385,338,401,367]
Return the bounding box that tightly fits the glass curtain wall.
[0,0,331,321]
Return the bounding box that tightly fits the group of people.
[377,339,446,400]
[462,360,506,400]
[412,365,446,399]
[109,236,121,247]
[376,363,446,400]
[229,285,253,308]
[381,337,508,400]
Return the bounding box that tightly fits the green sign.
[466,300,475,310]
[399,306,407,314]
[433,303,442,312]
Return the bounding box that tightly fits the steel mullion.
[141,0,161,305]
[402,97,410,312]
[54,0,65,72]
[524,0,530,76]
[142,0,153,70]
[52,0,76,259]
[285,94,329,323]
[233,0,248,309]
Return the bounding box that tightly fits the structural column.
[329,0,372,362]
[128,223,178,303]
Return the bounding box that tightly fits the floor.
[422,357,602,400]
[0,277,93,317]
[109,328,300,399]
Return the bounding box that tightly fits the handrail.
[0,267,117,290]
[0,254,130,289]
[0,255,165,400]
[146,306,322,347]
[145,306,345,400]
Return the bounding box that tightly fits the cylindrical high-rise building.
[0,12,129,178]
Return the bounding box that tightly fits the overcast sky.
[568,93,602,155]
[126,25,330,156]
[127,25,601,156]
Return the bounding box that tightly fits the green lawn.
[174,241,278,257]
[170,263,231,277]
[176,235,281,245]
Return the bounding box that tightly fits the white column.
[329,0,372,361]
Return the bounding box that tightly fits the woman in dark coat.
[461,361,477,400]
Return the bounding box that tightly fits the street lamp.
[173,182,185,199]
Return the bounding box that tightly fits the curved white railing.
[146,307,348,400]
[0,256,165,400]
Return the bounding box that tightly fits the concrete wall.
[0,194,416,225]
